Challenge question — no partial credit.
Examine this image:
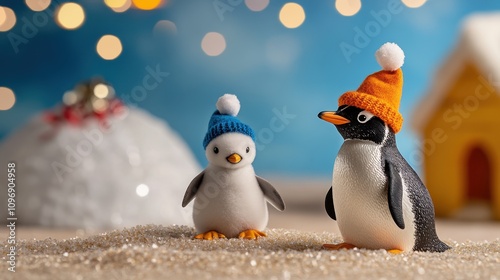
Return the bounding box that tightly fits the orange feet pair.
[322,243,403,254]
[194,229,267,240]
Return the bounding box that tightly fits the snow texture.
[0,107,200,229]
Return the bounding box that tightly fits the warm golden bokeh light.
[279,3,305,29]
[0,7,16,32]
[245,0,269,12]
[55,2,85,30]
[335,0,362,16]
[132,0,163,10]
[201,32,226,56]
[105,0,127,8]
[96,35,123,60]
[94,84,110,99]
[25,0,51,12]
[0,87,16,111]
[0,8,5,26]
[401,0,427,8]
[108,0,132,13]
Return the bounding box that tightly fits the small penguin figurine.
[318,43,450,253]
[182,94,285,240]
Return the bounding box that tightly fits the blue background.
[1,0,499,177]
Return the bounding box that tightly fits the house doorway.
[466,145,492,202]
[454,145,494,220]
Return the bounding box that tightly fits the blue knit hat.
[203,94,255,149]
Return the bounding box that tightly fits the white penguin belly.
[332,140,416,251]
[193,166,268,238]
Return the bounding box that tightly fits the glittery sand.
[2,225,499,280]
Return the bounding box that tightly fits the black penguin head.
[318,105,392,144]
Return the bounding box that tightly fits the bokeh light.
[0,8,5,26]
[201,32,226,56]
[279,3,305,29]
[153,20,177,36]
[0,87,16,111]
[63,91,78,106]
[335,0,362,16]
[136,184,149,197]
[402,0,427,8]
[25,0,51,12]
[55,2,85,30]
[105,0,127,8]
[132,0,163,10]
[107,0,132,13]
[92,98,109,112]
[0,7,16,32]
[94,84,110,99]
[96,35,123,60]
[245,0,269,12]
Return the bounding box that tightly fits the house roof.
[411,12,500,132]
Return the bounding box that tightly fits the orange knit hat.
[338,42,405,133]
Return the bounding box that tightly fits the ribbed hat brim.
[339,91,403,133]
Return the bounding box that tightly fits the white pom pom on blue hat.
[203,94,255,149]
[216,94,241,116]
[375,42,405,71]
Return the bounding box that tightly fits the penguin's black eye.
[357,111,374,124]
[213,147,219,154]
[246,147,250,153]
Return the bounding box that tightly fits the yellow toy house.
[411,13,500,220]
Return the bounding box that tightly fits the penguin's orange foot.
[238,229,267,240]
[194,230,226,240]
[387,249,404,254]
[322,243,356,250]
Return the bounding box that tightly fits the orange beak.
[226,153,242,164]
[318,111,350,125]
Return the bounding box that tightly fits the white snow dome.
[0,107,199,229]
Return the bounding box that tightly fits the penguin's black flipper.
[182,170,205,207]
[325,186,336,220]
[256,176,286,211]
[385,160,405,229]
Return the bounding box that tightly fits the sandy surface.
[2,179,499,279]
[1,225,499,280]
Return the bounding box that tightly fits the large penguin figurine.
[182,94,285,240]
[318,43,450,253]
